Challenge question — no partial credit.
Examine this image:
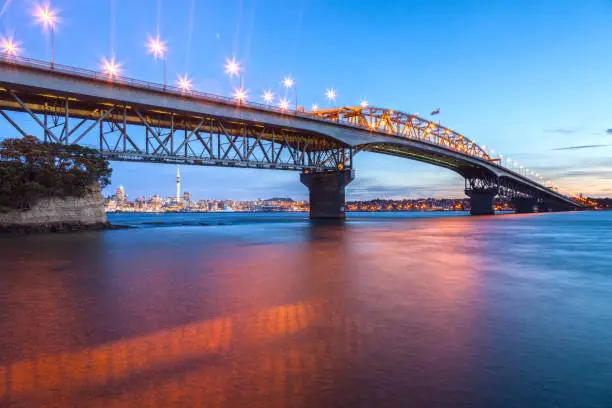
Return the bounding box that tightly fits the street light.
[0,35,21,57]
[101,56,121,79]
[325,88,336,104]
[176,73,192,92]
[146,35,168,89]
[233,87,247,104]
[34,3,59,68]
[360,99,368,108]
[278,97,290,111]
[311,104,318,112]
[262,90,274,104]
[283,76,297,110]
[225,57,243,90]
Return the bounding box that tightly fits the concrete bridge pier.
[538,200,571,213]
[300,169,354,219]
[465,188,498,216]
[512,197,537,214]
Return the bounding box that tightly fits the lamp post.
[326,88,336,104]
[225,57,246,104]
[34,4,58,68]
[283,76,296,111]
[147,35,168,89]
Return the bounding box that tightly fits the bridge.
[0,55,584,218]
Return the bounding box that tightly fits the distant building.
[183,191,191,202]
[116,186,125,202]
[150,195,163,211]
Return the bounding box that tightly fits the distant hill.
[263,197,294,203]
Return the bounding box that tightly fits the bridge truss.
[309,106,496,163]
[0,89,352,171]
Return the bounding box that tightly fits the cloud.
[0,0,12,19]
[346,176,463,200]
[552,144,609,151]
[606,129,612,135]
[545,128,578,135]
[557,169,612,179]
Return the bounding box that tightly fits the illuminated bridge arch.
[308,106,497,165]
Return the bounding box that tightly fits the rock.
[0,184,121,235]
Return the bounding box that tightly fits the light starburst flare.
[360,99,368,108]
[278,97,290,110]
[101,56,121,78]
[283,76,294,89]
[325,88,336,102]
[311,104,318,112]
[225,57,240,77]
[233,87,248,102]
[1,36,22,56]
[262,90,274,104]
[176,74,193,91]
[146,35,167,59]
[34,3,59,30]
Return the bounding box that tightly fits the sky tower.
[176,166,181,203]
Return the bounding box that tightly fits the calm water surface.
[1,211,611,407]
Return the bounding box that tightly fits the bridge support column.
[538,200,570,213]
[465,188,498,216]
[512,197,537,214]
[300,169,354,219]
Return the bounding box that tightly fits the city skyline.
[0,0,610,199]
[106,166,479,203]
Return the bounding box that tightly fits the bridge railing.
[0,53,298,115]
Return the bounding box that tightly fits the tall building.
[150,195,162,211]
[116,186,125,202]
[183,191,191,203]
[176,166,181,203]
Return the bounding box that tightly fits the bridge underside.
[361,143,580,215]
[0,89,352,171]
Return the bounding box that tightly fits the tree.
[0,136,112,212]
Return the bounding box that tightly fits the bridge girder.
[0,89,352,171]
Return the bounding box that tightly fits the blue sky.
[1,0,611,200]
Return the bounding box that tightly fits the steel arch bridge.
[0,55,584,218]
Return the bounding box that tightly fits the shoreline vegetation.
[0,136,112,213]
[0,137,113,235]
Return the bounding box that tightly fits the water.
[1,211,611,407]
